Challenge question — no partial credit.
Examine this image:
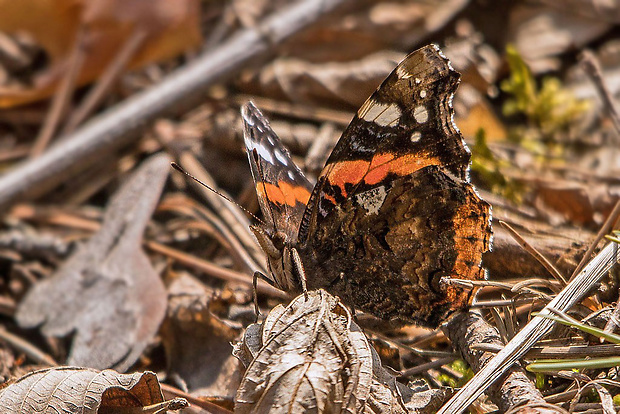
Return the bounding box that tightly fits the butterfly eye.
[272,232,286,250]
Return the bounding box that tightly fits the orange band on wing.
[323,152,440,194]
[256,181,311,207]
[364,153,439,185]
[325,160,368,196]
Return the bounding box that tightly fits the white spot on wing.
[253,143,274,165]
[274,149,288,165]
[396,64,412,79]
[419,89,427,99]
[414,105,428,124]
[355,186,387,215]
[358,100,401,127]
[410,131,422,142]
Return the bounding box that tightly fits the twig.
[499,220,567,285]
[0,325,57,366]
[0,0,358,211]
[232,94,354,126]
[145,240,286,299]
[60,29,148,135]
[580,49,620,136]
[570,199,620,281]
[437,241,620,414]
[173,152,266,272]
[30,28,86,157]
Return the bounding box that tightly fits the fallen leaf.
[0,366,187,413]
[15,153,170,372]
[0,0,201,107]
[233,290,452,413]
[240,51,404,108]
[160,272,242,401]
[535,181,595,225]
[509,3,610,73]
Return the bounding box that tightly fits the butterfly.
[243,44,491,328]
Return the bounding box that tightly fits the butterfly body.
[243,45,492,328]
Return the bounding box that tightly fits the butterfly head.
[250,224,304,294]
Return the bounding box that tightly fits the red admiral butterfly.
[243,45,492,328]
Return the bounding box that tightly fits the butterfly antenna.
[171,162,264,224]
[252,149,279,231]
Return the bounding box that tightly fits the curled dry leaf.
[241,51,403,108]
[16,154,170,372]
[233,290,452,414]
[0,366,186,413]
[0,0,201,107]
[160,272,243,399]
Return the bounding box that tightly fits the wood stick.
[0,0,358,211]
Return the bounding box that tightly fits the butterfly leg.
[252,270,277,322]
[291,247,309,300]
[340,271,360,324]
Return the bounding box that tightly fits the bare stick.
[580,49,620,136]
[442,312,551,413]
[30,29,85,157]
[0,0,358,211]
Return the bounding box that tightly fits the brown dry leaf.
[534,181,595,225]
[0,0,201,108]
[0,366,186,413]
[241,51,404,108]
[509,3,611,73]
[233,290,452,414]
[15,154,170,372]
[234,290,373,413]
[160,272,243,401]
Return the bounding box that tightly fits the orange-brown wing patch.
[364,153,440,185]
[322,152,441,195]
[321,160,369,197]
[256,181,311,208]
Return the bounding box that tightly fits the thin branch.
[443,312,552,413]
[60,29,148,135]
[580,49,620,136]
[0,0,359,211]
[30,28,86,157]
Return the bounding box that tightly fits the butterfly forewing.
[242,102,313,241]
